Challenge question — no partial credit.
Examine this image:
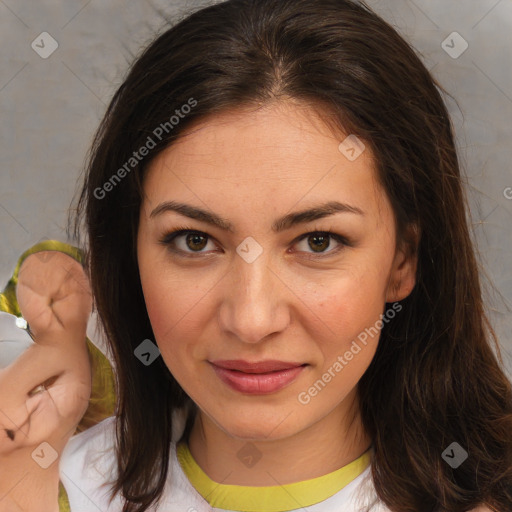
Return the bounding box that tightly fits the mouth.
[209,360,308,394]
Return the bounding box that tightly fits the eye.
[160,227,349,258]
[292,231,348,256]
[159,229,218,256]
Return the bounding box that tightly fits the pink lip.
[210,360,306,394]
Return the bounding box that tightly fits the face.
[137,100,416,440]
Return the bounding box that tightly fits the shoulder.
[61,405,190,468]
[61,414,117,466]
[59,416,119,511]
[59,408,196,511]
[344,465,494,512]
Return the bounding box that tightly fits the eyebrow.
[149,200,364,233]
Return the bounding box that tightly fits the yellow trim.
[0,240,83,317]
[58,482,71,512]
[177,442,372,512]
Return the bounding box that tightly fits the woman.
[65,0,512,511]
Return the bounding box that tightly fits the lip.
[210,360,306,394]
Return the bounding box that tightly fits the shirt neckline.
[176,441,372,512]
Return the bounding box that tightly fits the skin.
[0,252,92,512]
[137,99,418,487]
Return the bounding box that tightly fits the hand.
[16,251,92,339]
[0,251,92,455]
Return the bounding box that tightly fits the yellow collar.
[176,442,372,512]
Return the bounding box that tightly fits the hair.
[70,0,512,511]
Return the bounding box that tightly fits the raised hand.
[0,250,93,512]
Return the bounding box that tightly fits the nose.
[218,253,290,344]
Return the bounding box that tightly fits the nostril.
[5,429,15,441]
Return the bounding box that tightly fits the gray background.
[0,0,511,377]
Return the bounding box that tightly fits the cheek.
[138,233,220,338]
[144,275,203,327]
[302,285,385,404]
[141,272,212,362]
[306,266,389,336]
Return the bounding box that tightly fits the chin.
[224,423,282,441]
[214,407,301,442]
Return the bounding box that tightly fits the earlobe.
[386,268,416,303]
[385,224,419,303]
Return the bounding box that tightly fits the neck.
[187,388,371,486]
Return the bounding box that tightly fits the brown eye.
[160,229,217,256]
[307,234,331,252]
[185,233,208,251]
[294,231,348,256]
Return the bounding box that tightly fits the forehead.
[142,101,388,221]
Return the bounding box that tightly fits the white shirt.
[60,413,391,512]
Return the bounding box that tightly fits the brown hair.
[70,0,512,510]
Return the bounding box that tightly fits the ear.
[385,223,419,303]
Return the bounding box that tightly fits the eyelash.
[159,225,350,259]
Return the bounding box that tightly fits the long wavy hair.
[70,0,512,510]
